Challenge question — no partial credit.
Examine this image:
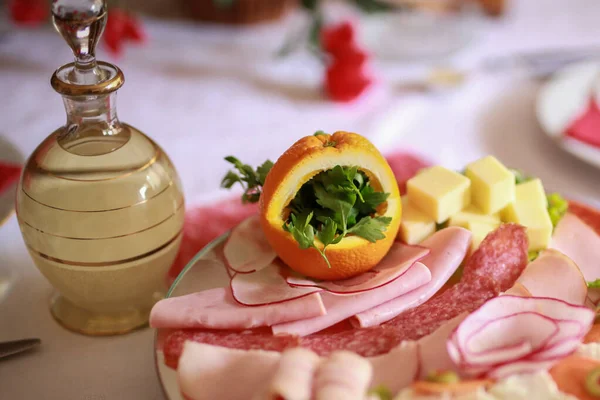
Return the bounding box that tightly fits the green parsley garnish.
[547,192,568,229]
[221,156,273,203]
[509,168,532,184]
[367,385,393,400]
[528,250,540,262]
[222,159,391,269]
[283,165,391,268]
[588,279,600,288]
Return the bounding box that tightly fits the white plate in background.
[536,61,600,169]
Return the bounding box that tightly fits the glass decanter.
[15,0,185,335]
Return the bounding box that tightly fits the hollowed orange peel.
[259,131,402,280]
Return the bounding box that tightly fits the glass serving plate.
[154,233,231,400]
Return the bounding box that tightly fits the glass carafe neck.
[59,92,130,156]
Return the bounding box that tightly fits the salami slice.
[299,327,400,357]
[461,223,529,292]
[163,328,300,369]
[568,200,600,236]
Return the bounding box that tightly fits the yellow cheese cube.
[502,180,552,250]
[449,204,500,228]
[465,156,515,214]
[468,220,500,252]
[501,179,547,221]
[406,166,471,224]
[399,197,436,245]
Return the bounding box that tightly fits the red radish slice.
[447,296,594,379]
[224,215,276,274]
[231,261,321,306]
[515,249,587,305]
[286,242,429,294]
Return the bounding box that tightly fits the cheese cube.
[465,156,515,214]
[503,180,552,250]
[406,166,471,224]
[449,205,500,228]
[399,197,436,245]
[501,179,548,221]
[468,220,500,252]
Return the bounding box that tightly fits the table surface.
[2,0,600,399]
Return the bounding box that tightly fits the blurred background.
[1,0,599,207]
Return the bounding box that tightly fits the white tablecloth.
[1,0,600,398]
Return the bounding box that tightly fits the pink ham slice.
[503,282,532,297]
[352,227,471,328]
[551,212,600,282]
[272,262,431,336]
[514,249,587,305]
[150,287,325,330]
[314,351,373,400]
[368,341,419,395]
[178,341,280,400]
[230,261,322,306]
[224,215,276,274]
[417,314,466,379]
[265,348,321,400]
[286,243,429,294]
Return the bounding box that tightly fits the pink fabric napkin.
[167,151,431,282]
[566,98,600,149]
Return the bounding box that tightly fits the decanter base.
[50,294,150,336]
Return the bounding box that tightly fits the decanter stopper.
[51,0,108,86]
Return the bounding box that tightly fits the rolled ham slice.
[514,249,587,305]
[150,287,325,330]
[263,348,321,400]
[272,262,431,336]
[551,212,600,282]
[286,243,429,294]
[224,215,276,274]
[178,341,280,400]
[314,351,373,400]
[230,261,321,306]
[352,227,471,328]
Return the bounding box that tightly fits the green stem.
[314,246,332,269]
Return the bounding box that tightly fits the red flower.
[103,9,146,56]
[320,21,373,103]
[9,0,48,27]
[321,21,354,55]
[325,61,372,102]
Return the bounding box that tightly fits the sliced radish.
[230,261,321,306]
[285,242,429,294]
[515,249,587,305]
[224,215,276,274]
[447,296,594,379]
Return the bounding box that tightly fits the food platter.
[151,132,600,400]
[155,233,230,400]
[536,61,600,169]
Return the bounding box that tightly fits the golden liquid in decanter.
[16,123,184,335]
